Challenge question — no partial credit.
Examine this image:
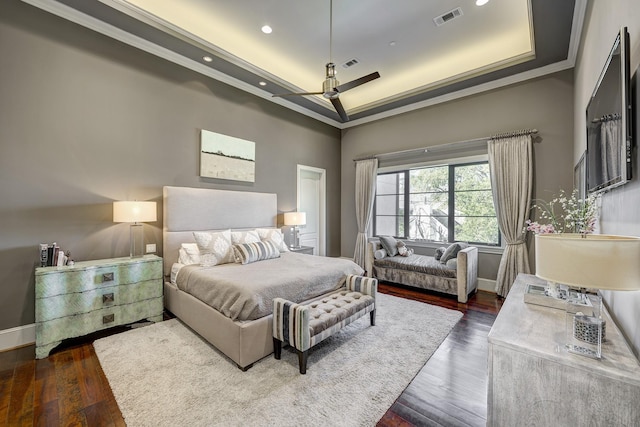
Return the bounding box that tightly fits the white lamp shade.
[113,201,157,223]
[535,233,640,291]
[284,212,306,226]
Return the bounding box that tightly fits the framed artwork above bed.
[200,129,255,182]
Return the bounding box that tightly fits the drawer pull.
[102,293,115,304]
[103,314,115,324]
[102,272,114,282]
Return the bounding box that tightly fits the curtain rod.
[353,129,539,162]
[592,113,620,123]
[490,128,538,140]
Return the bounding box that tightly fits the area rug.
[94,293,462,427]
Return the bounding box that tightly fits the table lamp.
[535,233,640,358]
[113,201,157,258]
[284,211,306,249]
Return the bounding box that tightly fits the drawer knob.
[102,272,114,282]
[103,314,115,324]
[102,293,115,304]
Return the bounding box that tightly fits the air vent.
[433,7,463,26]
[342,58,359,69]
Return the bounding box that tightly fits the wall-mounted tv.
[586,27,633,194]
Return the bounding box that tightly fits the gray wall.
[340,70,575,281]
[0,0,341,330]
[573,0,640,357]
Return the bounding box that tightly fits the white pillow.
[178,243,201,265]
[193,230,234,267]
[231,229,260,245]
[256,228,289,252]
[374,248,388,260]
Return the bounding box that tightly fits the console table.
[487,274,640,426]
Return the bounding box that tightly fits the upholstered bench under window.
[272,274,377,374]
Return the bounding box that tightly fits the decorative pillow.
[379,235,398,257]
[256,228,289,252]
[193,230,234,267]
[374,248,388,260]
[445,258,458,270]
[233,241,280,265]
[440,242,469,264]
[178,243,201,265]
[434,246,447,261]
[396,241,414,257]
[231,229,260,245]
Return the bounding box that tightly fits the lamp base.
[129,223,145,258]
[565,293,604,359]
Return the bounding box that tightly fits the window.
[374,162,500,246]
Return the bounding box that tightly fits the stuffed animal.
[396,241,414,257]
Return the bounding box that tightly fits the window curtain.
[488,134,533,297]
[353,158,378,269]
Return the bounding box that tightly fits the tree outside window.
[374,162,500,246]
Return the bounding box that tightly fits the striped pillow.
[233,241,280,265]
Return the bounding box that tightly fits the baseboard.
[478,278,496,293]
[0,324,36,352]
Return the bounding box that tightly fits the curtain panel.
[488,134,533,297]
[353,158,378,269]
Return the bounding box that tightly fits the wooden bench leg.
[370,309,376,326]
[273,338,282,360]
[297,350,308,374]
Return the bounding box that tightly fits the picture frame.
[200,129,256,182]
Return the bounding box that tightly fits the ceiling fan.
[272,0,380,122]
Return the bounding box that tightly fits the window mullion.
[448,166,455,242]
[404,170,410,239]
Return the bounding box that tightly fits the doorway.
[297,165,326,256]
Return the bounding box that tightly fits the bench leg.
[273,338,282,360]
[297,350,308,374]
[370,309,376,326]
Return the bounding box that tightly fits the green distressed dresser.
[35,255,163,359]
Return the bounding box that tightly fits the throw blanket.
[374,254,457,278]
[176,252,364,321]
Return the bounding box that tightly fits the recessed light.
[203,56,213,62]
[476,0,489,6]
[389,41,397,47]
[259,81,267,86]
[261,25,273,34]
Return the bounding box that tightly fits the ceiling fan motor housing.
[323,63,339,98]
[323,79,339,99]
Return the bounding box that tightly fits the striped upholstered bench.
[272,274,377,374]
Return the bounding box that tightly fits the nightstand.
[289,246,314,255]
[35,255,163,359]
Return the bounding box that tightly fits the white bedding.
[175,252,364,321]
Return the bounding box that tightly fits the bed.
[162,186,363,370]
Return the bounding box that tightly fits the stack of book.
[39,243,69,267]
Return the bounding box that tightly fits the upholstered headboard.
[162,186,278,277]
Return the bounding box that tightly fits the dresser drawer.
[36,258,162,297]
[36,297,163,348]
[35,279,163,322]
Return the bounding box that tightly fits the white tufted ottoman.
[272,274,377,374]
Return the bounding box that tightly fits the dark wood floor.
[377,284,503,427]
[0,285,502,427]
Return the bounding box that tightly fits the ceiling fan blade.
[272,91,324,98]
[331,97,349,121]
[335,71,380,93]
